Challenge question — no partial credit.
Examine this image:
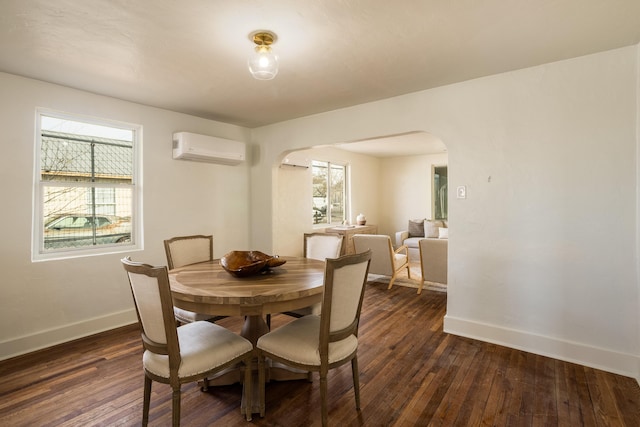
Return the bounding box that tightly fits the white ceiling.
[335,132,446,158]
[2,0,640,155]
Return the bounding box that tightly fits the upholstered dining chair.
[304,232,344,260]
[256,250,371,426]
[352,234,410,289]
[164,235,223,324]
[282,233,344,319]
[121,257,254,426]
[418,238,448,294]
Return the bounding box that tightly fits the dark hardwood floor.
[1,282,638,426]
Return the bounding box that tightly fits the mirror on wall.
[433,166,448,220]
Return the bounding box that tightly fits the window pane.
[41,116,133,142]
[330,164,345,223]
[92,188,116,215]
[41,131,133,183]
[36,113,137,257]
[312,161,328,224]
[42,185,132,250]
[311,160,347,225]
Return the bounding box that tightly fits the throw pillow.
[438,227,449,239]
[424,220,444,238]
[408,219,425,237]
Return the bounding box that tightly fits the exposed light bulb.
[248,31,279,80]
[248,46,278,80]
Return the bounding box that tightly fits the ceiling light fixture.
[248,31,278,80]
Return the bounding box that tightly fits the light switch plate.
[457,185,466,199]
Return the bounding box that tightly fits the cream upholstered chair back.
[164,235,213,270]
[322,250,371,335]
[281,233,344,319]
[163,235,219,324]
[419,238,448,284]
[304,233,344,261]
[352,234,396,275]
[122,257,180,359]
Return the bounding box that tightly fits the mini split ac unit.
[172,132,246,165]
[280,156,310,169]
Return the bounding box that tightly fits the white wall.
[251,46,640,379]
[0,73,252,359]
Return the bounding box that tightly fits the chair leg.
[171,386,181,427]
[406,263,411,279]
[351,357,361,409]
[320,371,328,427]
[258,353,266,418]
[387,273,397,289]
[417,279,424,295]
[142,375,152,426]
[244,356,253,421]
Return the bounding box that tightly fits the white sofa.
[395,230,420,260]
[395,219,447,258]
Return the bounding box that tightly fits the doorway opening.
[433,166,448,221]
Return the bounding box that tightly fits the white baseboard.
[444,314,640,382]
[0,309,137,361]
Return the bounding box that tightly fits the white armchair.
[352,234,410,289]
[418,238,448,293]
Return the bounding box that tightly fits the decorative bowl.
[220,251,286,277]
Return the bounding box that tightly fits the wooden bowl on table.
[220,250,286,277]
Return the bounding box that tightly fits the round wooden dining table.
[168,256,326,415]
[168,256,325,344]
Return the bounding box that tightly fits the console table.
[325,224,378,255]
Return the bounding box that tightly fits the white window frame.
[312,160,349,227]
[32,109,143,261]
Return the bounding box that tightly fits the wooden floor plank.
[611,371,640,426]
[532,354,558,425]
[0,283,638,426]
[573,364,600,426]
[485,346,516,426]
[432,339,484,426]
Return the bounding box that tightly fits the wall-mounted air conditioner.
[280,156,310,169]
[172,132,246,165]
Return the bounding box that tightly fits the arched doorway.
[272,131,448,262]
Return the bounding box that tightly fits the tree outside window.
[312,160,347,225]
